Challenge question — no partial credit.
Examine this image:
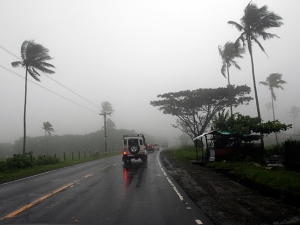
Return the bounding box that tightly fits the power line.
[0,44,100,110]
[0,64,99,114]
[0,63,135,130]
[0,45,21,60]
[0,44,136,130]
[43,74,100,109]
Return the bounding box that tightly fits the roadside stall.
[193,131,261,162]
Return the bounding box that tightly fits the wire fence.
[51,148,122,161]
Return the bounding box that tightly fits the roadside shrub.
[6,154,33,170]
[0,161,7,172]
[35,155,61,165]
[265,144,284,157]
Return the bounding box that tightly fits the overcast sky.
[1,0,299,144]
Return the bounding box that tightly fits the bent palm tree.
[42,122,55,155]
[288,106,300,135]
[100,101,114,154]
[228,2,283,119]
[218,41,245,116]
[265,102,273,120]
[101,101,114,115]
[259,73,286,121]
[12,40,55,154]
[260,73,286,143]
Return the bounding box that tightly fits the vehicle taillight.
[123,151,127,156]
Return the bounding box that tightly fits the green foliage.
[264,144,284,157]
[166,145,203,163]
[2,153,61,172]
[6,154,33,170]
[35,155,60,165]
[212,113,292,137]
[0,152,118,184]
[150,86,252,139]
[12,40,55,154]
[166,145,300,202]
[42,121,55,135]
[10,127,165,157]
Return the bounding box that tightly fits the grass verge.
[0,152,120,184]
[166,145,300,207]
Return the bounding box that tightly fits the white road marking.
[195,219,203,224]
[158,153,204,225]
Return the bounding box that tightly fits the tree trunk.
[271,89,278,144]
[45,130,49,155]
[227,64,233,116]
[23,68,28,154]
[248,41,261,119]
[248,39,264,161]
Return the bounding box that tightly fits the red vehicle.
[146,143,154,152]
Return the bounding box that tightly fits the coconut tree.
[259,73,286,121]
[228,2,283,119]
[12,40,55,154]
[100,101,114,154]
[265,102,273,120]
[288,106,300,135]
[42,121,55,155]
[101,101,114,115]
[259,73,286,143]
[218,41,245,116]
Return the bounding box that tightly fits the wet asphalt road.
[0,150,213,225]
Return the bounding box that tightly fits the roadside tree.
[218,41,245,115]
[288,106,300,135]
[228,2,283,119]
[150,85,252,140]
[259,73,286,143]
[42,122,55,155]
[11,40,55,154]
[101,101,114,115]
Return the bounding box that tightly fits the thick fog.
[0,0,299,145]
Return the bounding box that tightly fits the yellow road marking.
[0,163,116,220]
[0,182,75,220]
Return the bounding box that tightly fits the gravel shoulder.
[160,150,300,225]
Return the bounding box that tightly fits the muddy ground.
[160,150,300,225]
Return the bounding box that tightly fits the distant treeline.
[0,129,167,159]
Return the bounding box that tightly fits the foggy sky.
[1,0,299,144]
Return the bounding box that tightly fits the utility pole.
[99,111,111,155]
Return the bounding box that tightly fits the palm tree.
[101,101,114,115]
[259,73,286,143]
[265,102,273,120]
[288,106,300,135]
[228,2,283,119]
[12,40,55,154]
[259,73,286,121]
[106,118,116,130]
[218,41,245,116]
[100,101,114,154]
[42,121,55,155]
[102,118,116,131]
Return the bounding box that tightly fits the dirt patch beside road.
[160,150,300,225]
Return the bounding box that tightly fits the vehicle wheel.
[129,144,140,154]
[142,155,147,162]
